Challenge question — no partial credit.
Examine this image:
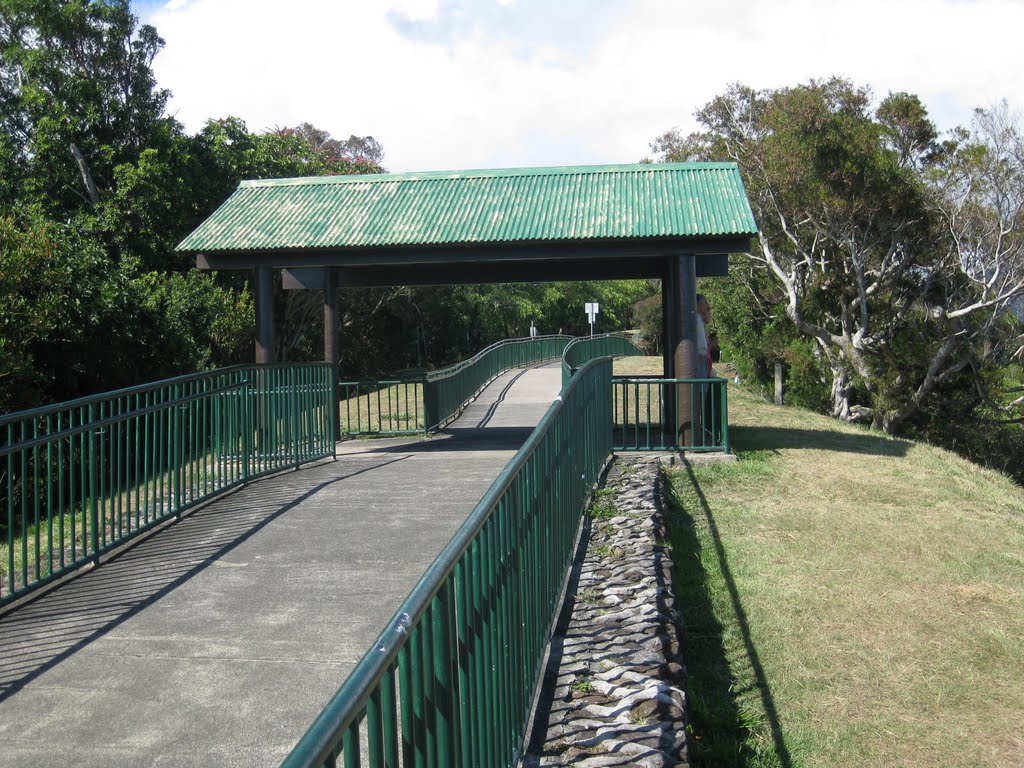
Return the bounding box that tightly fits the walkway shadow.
[367,426,535,453]
[666,463,793,767]
[731,424,910,457]
[0,455,406,703]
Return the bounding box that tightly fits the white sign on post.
[585,302,600,336]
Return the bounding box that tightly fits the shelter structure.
[176,162,757,441]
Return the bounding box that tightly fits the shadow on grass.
[666,463,793,768]
[731,424,909,457]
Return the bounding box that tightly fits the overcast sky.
[136,0,1023,174]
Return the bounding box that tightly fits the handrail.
[337,335,573,436]
[425,334,572,430]
[561,332,644,386]
[426,334,570,382]
[1,363,335,607]
[281,357,614,768]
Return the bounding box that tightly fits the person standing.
[695,294,712,379]
[694,294,719,446]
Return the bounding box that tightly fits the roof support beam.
[195,239,747,272]
[280,254,728,291]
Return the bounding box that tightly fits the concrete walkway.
[0,363,562,768]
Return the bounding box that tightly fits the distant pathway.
[0,363,561,768]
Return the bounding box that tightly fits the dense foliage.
[0,0,651,413]
[650,79,1024,480]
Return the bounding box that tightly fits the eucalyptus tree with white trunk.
[652,79,1024,434]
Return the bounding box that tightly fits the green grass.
[662,367,1024,767]
[337,380,425,434]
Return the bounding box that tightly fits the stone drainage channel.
[522,456,691,768]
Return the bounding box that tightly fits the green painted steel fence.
[281,357,614,768]
[337,379,426,435]
[338,335,572,437]
[612,376,729,452]
[0,363,334,607]
[561,333,644,386]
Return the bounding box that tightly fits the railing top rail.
[280,355,613,767]
[612,376,728,382]
[0,361,332,427]
[425,334,572,381]
[562,330,634,346]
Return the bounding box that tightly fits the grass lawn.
[336,380,425,434]
[621,358,1024,767]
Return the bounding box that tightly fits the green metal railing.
[0,363,334,607]
[337,379,426,435]
[561,333,644,386]
[339,336,572,437]
[612,376,729,452]
[282,357,614,768]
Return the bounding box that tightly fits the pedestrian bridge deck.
[0,363,562,768]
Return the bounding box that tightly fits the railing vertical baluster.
[398,643,417,767]
[432,587,455,767]
[367,685,384,768]
[470,537,490,768]
[381,664,400,768]
[7,423,15,594]
[454,559,473,768]
[721,381,730,453]
[410,627,427,768]
[32,418,40,581]
[88,403,99,562]
[342,719,360,768]
[58,412,65,570]
[422,601,437,768]
[72,407,81,562]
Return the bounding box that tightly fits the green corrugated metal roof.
[176,162,757,253]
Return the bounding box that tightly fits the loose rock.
[521,458,690,768]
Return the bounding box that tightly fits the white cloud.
[141,0,1024,173]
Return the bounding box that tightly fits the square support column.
[670,254,701,446]
[323,269,340,442]
[255,265,275,365]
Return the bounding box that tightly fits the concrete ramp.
[0,363,561,768]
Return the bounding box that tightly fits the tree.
[931,102,1024,413]
[284,122,385,166]
[652,79,1024,434]
[0,0,172,217]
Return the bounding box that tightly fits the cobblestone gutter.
[522,457,690,768]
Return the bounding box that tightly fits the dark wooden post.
[662,258,678,436]
[323,268,338,367]
[672,254,701,446]
[255,266,274,364]
[253,266,275,454]
[323,268,340,442]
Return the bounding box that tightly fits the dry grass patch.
[666,375,1024,767]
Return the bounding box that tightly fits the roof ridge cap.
[238,161,739,189]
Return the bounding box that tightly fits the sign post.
[584,302,599,336]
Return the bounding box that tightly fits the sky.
[136,0,1024,174]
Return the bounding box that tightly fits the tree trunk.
[830,369,853,421]
[70,143,100,205]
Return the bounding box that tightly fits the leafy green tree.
[0,0,171,217]
[652,79,1024,434]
